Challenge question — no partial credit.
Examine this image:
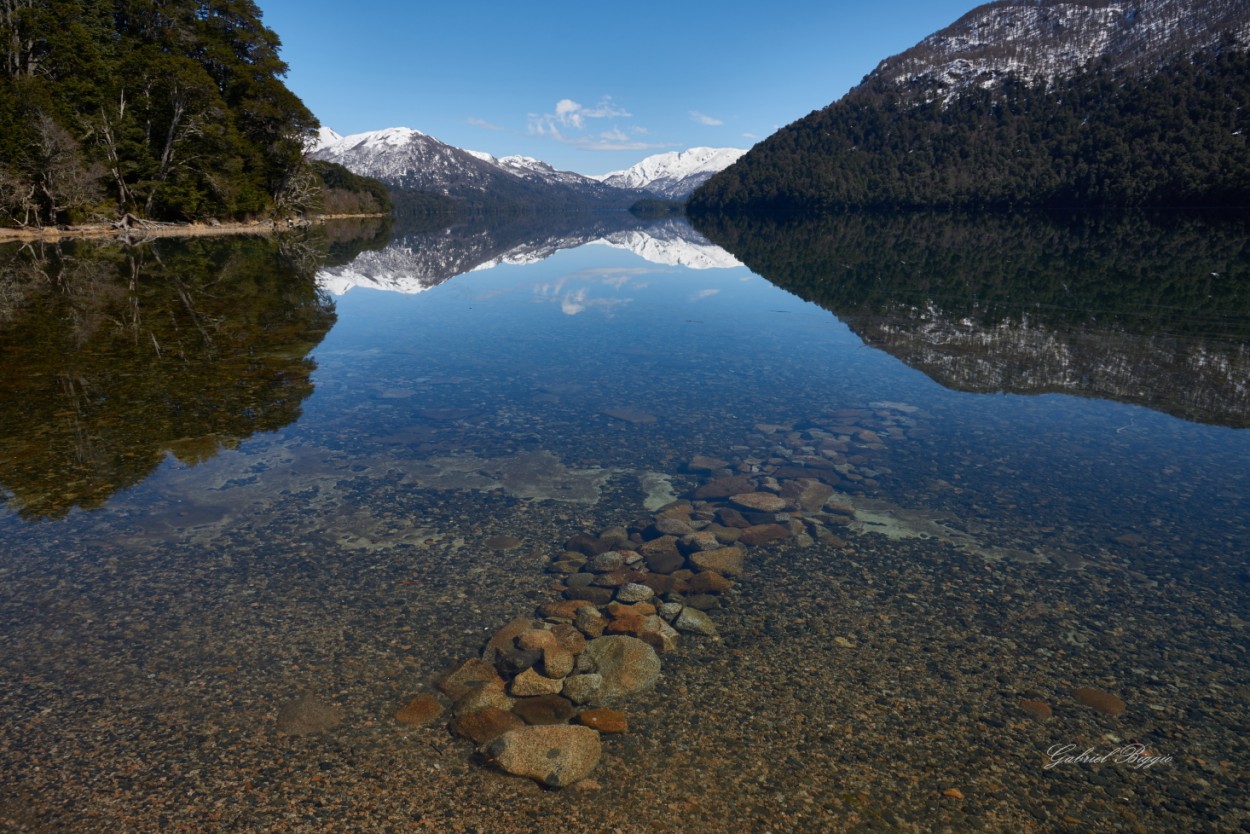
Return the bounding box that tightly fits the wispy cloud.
[691,111,723,126]
[467,116,509,132]
[528,96,668,152]
[742,131,759,140]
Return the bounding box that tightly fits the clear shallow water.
[1,215,1248,832]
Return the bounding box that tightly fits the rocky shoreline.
[0,213,386,243]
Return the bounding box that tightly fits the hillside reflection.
[0,231,362,518]
[695,211,1250,427]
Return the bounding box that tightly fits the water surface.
[1,213,1247,832]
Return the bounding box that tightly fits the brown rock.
[276,694,343,735]
[512,694,576,725]
[516,628,558,652]
[705,523,742,544]
[591,568,648,587]
[484,534,522,550]
[689,546,745,576]
[715,507,751,529]
[605,601,658,636]
[394,693,444,726]
[564,586,614,605]
[452,679,514,716]
[451,706,524,744]
[686,455,729,472]
[486,724,602,788]
[542,645,576,679]
[693,475,755,500]
[549,623,587,654]
[640,536,685,573]
[678,530,723,554]
[780,478,835,512]
[565,533,614,557]
[539,599,595,620]
[1018,699,1053,721]
[574,606,607,638]
[510,667,565,697]
[1072,687,1126,716]
[576,708,628,733]
[638,614,680,653]
[729,492,788,513]
[686,570,733,594]
[483,617,538,665]
[942,788,965,800]
[739,523,792,546]
[639,572,677,595]
[437,658,505,700]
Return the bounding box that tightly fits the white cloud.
[691,289,721,301]
[527,96,666,152]
[691,111,723,126]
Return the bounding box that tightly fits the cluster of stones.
[394,405,920,788]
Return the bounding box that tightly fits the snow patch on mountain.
[870,0,1250,102]
[594,147,747,199]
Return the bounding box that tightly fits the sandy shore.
[0,214,387,243]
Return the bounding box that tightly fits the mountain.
[593,148,747,199]
[310,127,645,211]
[690,0,1250,213]
[876,0,1250,102]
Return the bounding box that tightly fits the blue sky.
[259,0,978,176]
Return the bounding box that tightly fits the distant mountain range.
[310,128,742,210]
[691,0,1250,212]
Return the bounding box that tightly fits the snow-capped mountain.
[870,0,1250,101]
[310,127,644,208]
[594,148,747,199]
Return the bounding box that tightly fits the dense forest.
[690,41,1250,213]
[0,0,388,226]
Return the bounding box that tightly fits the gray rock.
[586,551,625,573]
[615,582,655,603]
[581,635,661,701]
[675,607,718,636]
[562,673,603,705]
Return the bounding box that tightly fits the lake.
[1,212,1247,832]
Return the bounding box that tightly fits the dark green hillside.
[0,0,358,226]
[690,43,1250,212]
[308,160,393,216]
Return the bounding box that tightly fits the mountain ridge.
[310,128,743,209]
[690,0,1250,212]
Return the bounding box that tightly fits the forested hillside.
[0,0,342,226]
[690,42,1250,212]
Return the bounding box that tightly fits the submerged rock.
[1072,687,1126,716]
[276,694,343,735]
[581,635,661,701]
[394,693,444,727]
[486,724,602,788]
[452,707,525,744]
